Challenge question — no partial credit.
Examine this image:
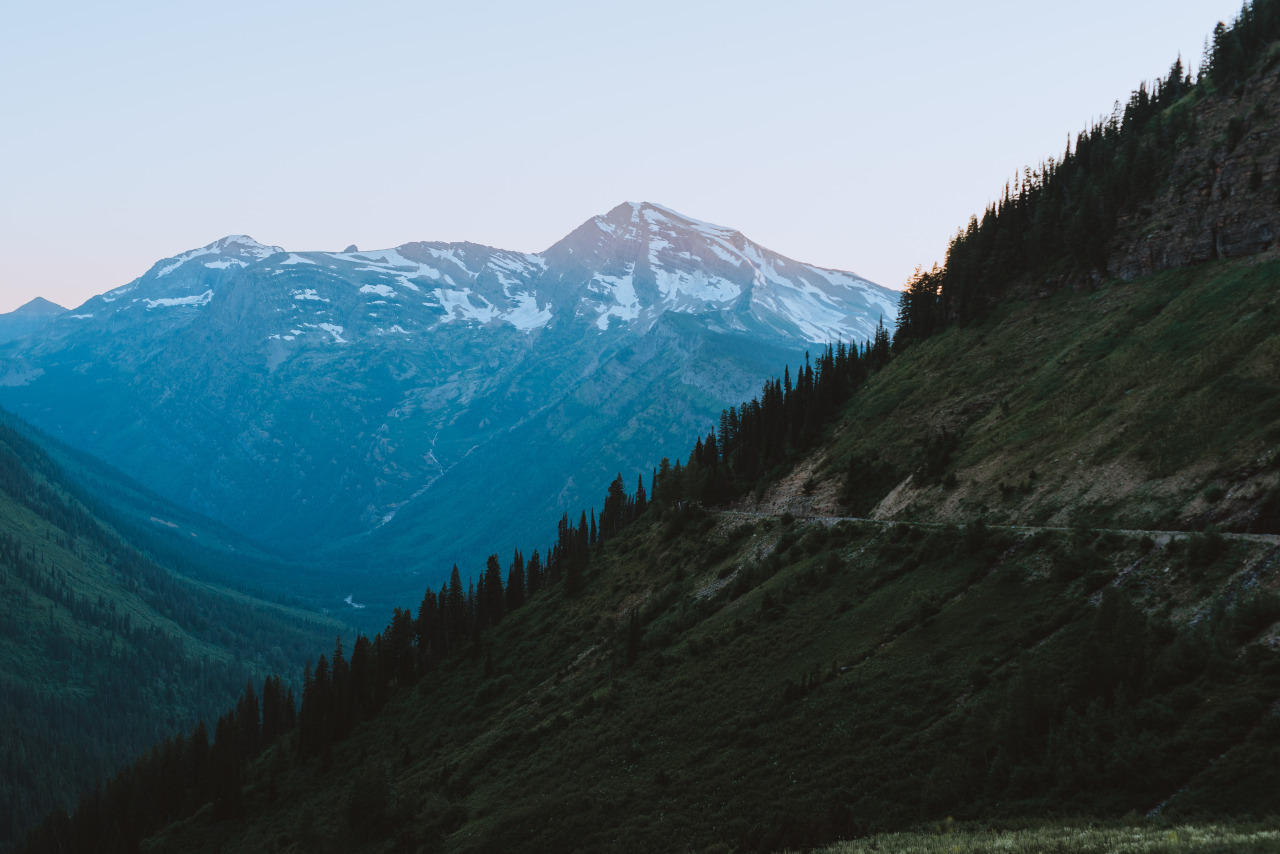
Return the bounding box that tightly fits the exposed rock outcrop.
[1108,57,1280,278]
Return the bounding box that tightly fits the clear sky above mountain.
[0,0,1247,313]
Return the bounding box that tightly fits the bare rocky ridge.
[1109,57,1280,278]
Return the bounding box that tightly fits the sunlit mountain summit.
[0,203,894,603]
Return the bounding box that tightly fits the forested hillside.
[894,0,1280,335]
[0,415,345,850]
[18,238,1280,851]
[15,3,1280,853]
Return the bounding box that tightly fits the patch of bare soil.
[731,453,845,518]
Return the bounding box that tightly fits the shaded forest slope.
[0,417,344,849]
[52,255,1280,853]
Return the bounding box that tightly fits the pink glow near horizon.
[0,0,1248,313]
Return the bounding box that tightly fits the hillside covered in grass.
[43,497,1279,853]
[781,256,1280,534]
[22,240,1280,852]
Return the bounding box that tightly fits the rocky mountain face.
[0,297,66,345]
[0,203,895,606]
[1108,59,1280,279]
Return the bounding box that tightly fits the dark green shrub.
[1231,590,1280,643]
[1186,526,1226,567]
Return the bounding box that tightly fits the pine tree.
[634,474,647,517]
[602,474,627,540]
[416,587,440,666]
[235,679,260,761]
[388,607,416,682]
[331,638,353,740]
[526,549,543,596]
[505,550,526,612]
[483,554,505,628]
[350,634,375,717]
[446,565,465,649]
[211,712,243,818]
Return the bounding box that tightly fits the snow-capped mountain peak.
[0,203,898,567]
[543,201,895,342]
[54,204,896,346]
[152,234,284,277]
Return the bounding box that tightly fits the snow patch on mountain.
[145,290,213,309]
[654,269,741,306]
[591,268,640,330]
[645,202,738,239]
[505,293,553,331]
[435,288,498,324]
[156,235,283,278]
[312,323,347,343]
[157,248,215,277]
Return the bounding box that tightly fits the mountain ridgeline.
[0,299,65,346]
[895,0,1280,342]
[14,4,1280,852]
[0,203,895,615]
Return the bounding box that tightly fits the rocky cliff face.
[1109,56,1280,279]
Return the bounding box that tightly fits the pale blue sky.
[0,0,1248,312]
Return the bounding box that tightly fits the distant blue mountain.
[0,296,65,345]
[0,203,896,608]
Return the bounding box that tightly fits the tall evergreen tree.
[526,549,543,596]
[483,554,505,627]
[506,550,526,612]
[446,565,465,649]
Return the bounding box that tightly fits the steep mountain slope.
[0,204,893,609]
[758,257,1280,535]
[0,298,65,346]
[27,11,1280,853]
[0,412,345,850]
[129,512,1280,854]
[33,245,1280,849]
[25,250,1280,854]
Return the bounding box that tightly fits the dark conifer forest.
[0,420,340,849]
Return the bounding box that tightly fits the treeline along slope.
[15,3,1280,852]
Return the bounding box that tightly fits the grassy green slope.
[0,420,347,849]
[57,261,1280,854]
[143,506,1280,853]
[806,257,1280,533]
